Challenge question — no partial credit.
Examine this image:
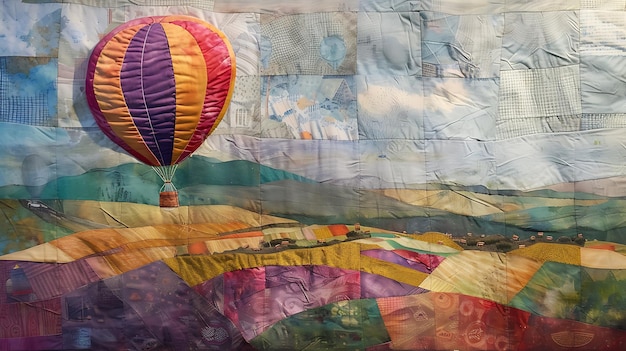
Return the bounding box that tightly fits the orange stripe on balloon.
[170,19,236,163]
[161,23,207,165]
[92,25,161,166]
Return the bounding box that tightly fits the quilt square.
[357,75,424,140]
[421,11,503,78]
[501,11,579,70]
[357,12,421,76]
[260,13,357,75]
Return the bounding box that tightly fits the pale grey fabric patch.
[423,78,499,141]
[359,0,420,12]
[501,11,579,70]
[214,0,359,14]
[356,75,424,140]
[421,11,503,78]
[581,56,626,113]
[421,0,505,15]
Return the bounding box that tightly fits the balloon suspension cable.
[153,164,178,192]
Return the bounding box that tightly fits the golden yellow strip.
[407,232,464,251]
[164,242,362,286]
[360,254,429,287]
[312,226,333,239]
[49,221,252,260]
[509,242,581,266]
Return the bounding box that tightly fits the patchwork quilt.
[1,0,626,350]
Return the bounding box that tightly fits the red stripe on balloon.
[170,20,235,164]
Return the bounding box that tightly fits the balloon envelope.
[85,15,236,167]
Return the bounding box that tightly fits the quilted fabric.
[1,0,626,350]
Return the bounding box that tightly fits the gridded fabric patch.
[260,13,357,75]
[359,0,421,12]
[129,0,213,7]
[0,57,58,127]
[357,12,421,76]
[57,0,213,9]
[581,0,626,9]
[498,65,582,121]
[501,11,579,70]
[357,75,424,140]
[126,0,217,9]
[421,12,503,78]
[496,115,582,140]
[423,78,499,141]
[581,56,626,113]
[420,0,505,15]
[214,0,359,13]
[582,114,626,130]
[504,0,580,12]
[580,10,626,56]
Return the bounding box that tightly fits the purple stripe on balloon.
[120,23,176,166]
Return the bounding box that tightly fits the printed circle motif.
[320,35,346,68]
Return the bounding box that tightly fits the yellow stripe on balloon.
[161,23,207,165]
[93,25,160,166]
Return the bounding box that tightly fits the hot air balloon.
[85,15,236,207]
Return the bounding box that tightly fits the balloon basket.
[159,191,179,208]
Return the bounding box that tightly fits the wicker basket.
[159,191,179,207]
